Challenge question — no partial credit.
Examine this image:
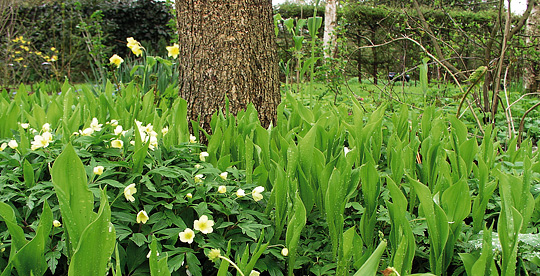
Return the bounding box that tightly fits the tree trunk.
[524,1,540,92]
[175,0,280,138]
[323,0,337,58]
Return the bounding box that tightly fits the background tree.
[175,0,280,139]
[524,0,540,92]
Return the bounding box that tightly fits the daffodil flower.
[93,166,104,175]
[124,183,137,202]
[109,54,124,68]
[219,172,228,180]
[252,186,265,202]
[236,189,245,197]
[136,210,149,224]
[179,228,195,244]
[218,186,227,194]
[193,215,214,234]
[8,140,18,149]
[166,43,179,59]
[199,151,209,162]
[53,220,62,227]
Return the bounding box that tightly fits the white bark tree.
[323,0,337,58]
[524,0,540,92]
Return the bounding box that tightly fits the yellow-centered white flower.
[136,210,149,224]
[190,134,197,143]
[179,228,195,244]
[217,186,227,194]
[161,126,169,135]
[186,193,193,199]
[199,152,209,162]
[93,166,104,175]
[8,140,18,149]
[236,189,246,197]
[53,220,62,227]
[193,215,214,234]
[219,172,228,180]
[124,183,137,202]
[111,139,123,149]
[90,117,102,131]
[281,247,289,256]
[42,123,51,132]
[0,143,7,151]
[20,123,29,129]
[252,186,265,202]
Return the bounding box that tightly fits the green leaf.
[68,188,116,276]
[353,240,387,276]
[149,237,171,276]
[51,144,96,254]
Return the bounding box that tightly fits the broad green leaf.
[353,240,387,276]
[51,144,96,253]
[149,237,171,276]
[68,188,116,276]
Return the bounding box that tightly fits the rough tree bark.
[175,0,280,137]
[524,1,540,92]
[323,0,337,58]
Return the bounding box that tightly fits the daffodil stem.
[219,256,245,276]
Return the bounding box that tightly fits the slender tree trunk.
[524,1,540,92]
[175,0,280,138]
[323,0,337,58]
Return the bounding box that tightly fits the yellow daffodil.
[109,54,124,68]
[126,37,139,48]
[281,247,289,256]
[8,140,18,149]
[124,183,137,202]
[111,139,123,149]
[219,172,228,180]
[50,55,58,62]
[252,186,265,202]
[194,174,204,183]
[179,228,195,244]
[199,151,209,162]
[249,271,260,276]
[136,210,149,224]
[0,143,7,151]
[53,220,62,227]
[186,193,193,199]
[93,166,104,175]
[208,248,221,262]
[42,123,51,132]
[131,45,143,56]
[166,43,179,59]
[193,215,214,234]
[161,126,169,135]
[50,47,56,51]
[190,134,197,143]
[236,189,245,197]
[218,186,227,194]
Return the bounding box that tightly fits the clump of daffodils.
[127,37,143,57]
